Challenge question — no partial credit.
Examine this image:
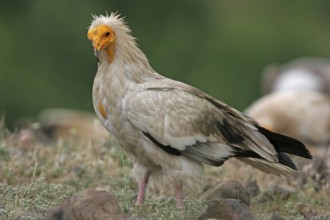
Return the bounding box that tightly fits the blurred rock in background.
[245,90,330,148]
[37,108,108,141]
[262,57,330,95]
[13,108,109,150]
[247,57,330,159]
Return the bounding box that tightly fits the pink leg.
[136,172,150,206]
[175,182,184,209]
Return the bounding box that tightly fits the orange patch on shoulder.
[98,102,108,119]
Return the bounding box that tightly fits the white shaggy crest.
[90,12,128,32]
[88,12,152,74]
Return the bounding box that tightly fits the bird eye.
[105,32,110,37]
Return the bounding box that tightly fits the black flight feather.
[142,132,181,156]
[216,120,245,144]
[233,146,298,170]
[278,152,297,170]
[257,126,312,159]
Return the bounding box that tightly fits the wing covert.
[124,80,278,163]
[125,88,220,151]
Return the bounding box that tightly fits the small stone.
[198,199,255,220]
[17,129,37,150]
[245,179,260,197]
[295,202,318,219]
[255,186,294,203]
[44,189,129,220]
[200,180,250,206]
[300,156,330,189]
[273,186,294,200]
[0,200,4,211]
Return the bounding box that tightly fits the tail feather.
[236,126,312,175]
[278,152,297,170]
[237,157,295,176]
[257,126,312,159]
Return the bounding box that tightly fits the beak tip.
[94,49,101,62]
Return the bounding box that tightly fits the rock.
[38,108,109,141]
[198,199,255,220]
[201,180,250,206]
[300,156,330,190]
[17,129,37,150]
[44,189,129,220]
[264,212,285,220]
[295,202,319,219]
[255,185,294,203]
[245,179,260,197]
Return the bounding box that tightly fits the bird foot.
[175,183,184,209]
[135,172,150,206]
[176,200,184,209]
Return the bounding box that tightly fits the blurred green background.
[1,0,330,128]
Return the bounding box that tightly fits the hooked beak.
[94,49,101,63]
[88,28,103,63]
[90,37,102,63]
[87,25,116,63]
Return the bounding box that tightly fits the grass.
[251,188,330,219]
[0,123,330,219]
[0,177,75,220]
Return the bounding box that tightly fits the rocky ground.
[0,120,329,220]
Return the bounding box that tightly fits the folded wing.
[124,80,288,170]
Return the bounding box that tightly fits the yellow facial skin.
[87,25,116,62]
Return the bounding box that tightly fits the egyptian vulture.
[87,13,312,208]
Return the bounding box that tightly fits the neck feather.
[104,31,160,82]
